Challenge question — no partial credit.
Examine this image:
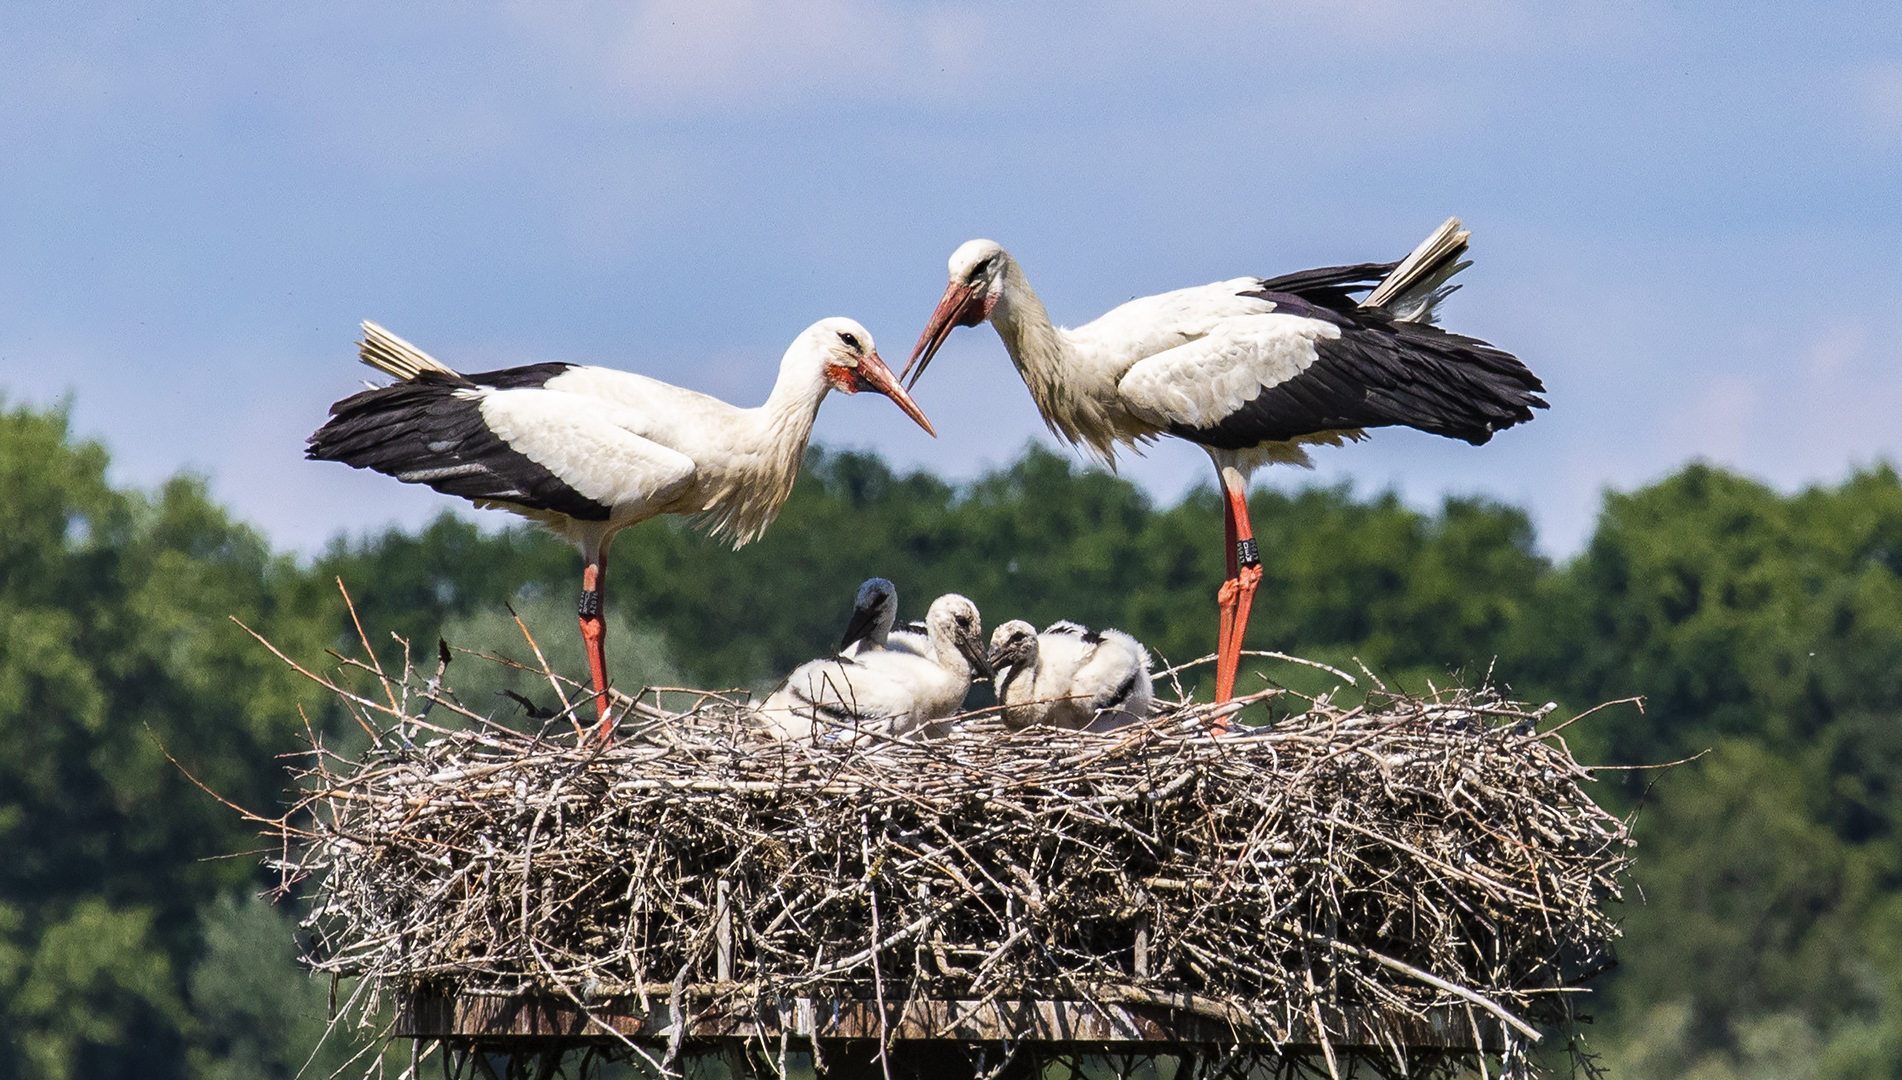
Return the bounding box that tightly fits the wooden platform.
[398,991,1505,1052]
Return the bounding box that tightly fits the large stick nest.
[260,630,1629,1070]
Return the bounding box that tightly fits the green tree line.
[3,395,1901,1078]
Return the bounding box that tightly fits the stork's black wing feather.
[1042,620,1104,644]
[1173,295,1547,450]
[306,365,612,521]
[463,364,581,390]
[1249,261,1399,314]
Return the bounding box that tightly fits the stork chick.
[757,594,990,742]
[987,620,1154,732]
[837,577,933,660]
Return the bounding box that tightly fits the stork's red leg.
[1216,486,1241,685]
[1214,470,1263,713]
[578,556,614,740]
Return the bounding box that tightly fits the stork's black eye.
[839,332,861,351]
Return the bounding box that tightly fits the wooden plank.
[396,992,1504,1051]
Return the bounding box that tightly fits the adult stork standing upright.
[904,219,1545,703]
[308,318,935,737]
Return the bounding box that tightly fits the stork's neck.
[753,350,840,472]
[931,623,973,676]
[997,645,1041,702]
[760,352,833,436]
[988,257,1072,411]
[700,350,831,546]
[987,255,1130,460]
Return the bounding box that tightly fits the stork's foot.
[1213,564,1264,719]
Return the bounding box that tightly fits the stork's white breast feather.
[1116,313,1340,429]
[473,389,697,510]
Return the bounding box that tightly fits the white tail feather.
[1361,217,1472,322]
[358,321,460,381]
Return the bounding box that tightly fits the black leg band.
[1236,538,1260,568]
[578,589,603,620]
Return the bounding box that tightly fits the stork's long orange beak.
[855,350,937,437]
[903,280,985,390]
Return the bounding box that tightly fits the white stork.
[904,219,1544,704]
[308,318,935,738]
[755,593,990,742]
[836,577,934,660]
[986,620,1154,732]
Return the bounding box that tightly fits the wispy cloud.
[493,0,1654,120]
[504,0,991,114]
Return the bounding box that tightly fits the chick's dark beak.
[985,640,1023,674]
[838,603,883,654]
[959,629,995,680]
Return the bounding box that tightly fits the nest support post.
[400,990,1509,1080]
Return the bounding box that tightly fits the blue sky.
[3,1,1899,556]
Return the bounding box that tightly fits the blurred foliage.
[0,400,338,1080]
[1512,463,1902,1077]
[7,395,1902,1076]
[437,592,684,722]
[186,894,386,1080]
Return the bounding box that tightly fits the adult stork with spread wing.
[309,318,935,737]
[904,219,1544,704]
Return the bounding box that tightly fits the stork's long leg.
[1217,484,1240,681]
[1214,466,1263,709]
[578,550,613,739]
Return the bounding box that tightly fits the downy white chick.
[757,594,989,741]
[986,620,1153,732]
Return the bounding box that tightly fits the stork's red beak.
[852,350,937,437]
[903,281,986,390]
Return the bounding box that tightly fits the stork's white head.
[948,239,1008,295]
[903,239,1012,390]
[795,317,935,436]
[924,593,993,679]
